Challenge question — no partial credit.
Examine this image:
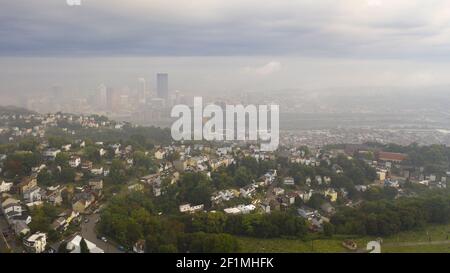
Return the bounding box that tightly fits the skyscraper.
[156,73,168,99]
[98,84,107,109]
[106,87,117,111]
[138,78,146,104]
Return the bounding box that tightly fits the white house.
[24,232,47,253]
[283,177,295,186]
[23,186,42,203]
[43,148,61,159]
[69,156,81,168]
[66,235,104,253]
[0,180,13,193]
[91,166,104,175]
[179,203,204,213]
[61,144,72,151]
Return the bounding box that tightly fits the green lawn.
[383,244,450,253]
[238,224,450,253]
[238,237,347,253]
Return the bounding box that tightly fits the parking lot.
[80,213,124,253]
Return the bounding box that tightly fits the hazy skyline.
[2,1,450,97]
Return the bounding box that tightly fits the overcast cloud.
[1,0,450,59]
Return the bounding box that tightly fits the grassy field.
[238,224,450,253]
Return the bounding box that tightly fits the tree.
[55,152,70,167]
[4,151,40,177]
[307,193,326,209]
[37,168,54,186]
[48,136,69,149]
[234,167,253,187]
[109,159,127,184]
[84,146,101,163]
[58,242,68,253]
[80,238,90,253]
[323,222,335,237]
[59,168,76,183]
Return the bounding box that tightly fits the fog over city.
[1,0,450,136]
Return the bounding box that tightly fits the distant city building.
[156,73,169,99]
[98,84,107,109]
[138,78,146,104]
[106,87,119,111]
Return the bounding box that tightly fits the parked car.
[101,237,108,243]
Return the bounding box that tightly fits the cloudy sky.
[2,0,450,95]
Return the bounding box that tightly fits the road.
[80,213,124,253]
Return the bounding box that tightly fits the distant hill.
[0,105,37,115]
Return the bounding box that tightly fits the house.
[173,159,188,172]
[211,190,238,203]
[283,177,295,186]
[324,188,338,202]
[8,214,32,233]
[378,152,407,163]
[384,179,400,188]
[273,187,285,196]
[12,220,30,236]
[260,202,271,213]
[320,202,335,214]
[355,185,368,192]
[55,210,80,230]
[154,149,166,160]
[81,160,93,170]
[17,176,38,194]
[224,204,256,215]
[24,232,47,253]
[3,202,23,220]
[298,207,317,219]
[315,176,323,185]
[61,144,72,151]
[286,192,297,205]
[332,164,343,174]
[126,158,134,166]
[99,148,107,157]
[240,184,257,198]
[66,235,104,253]
[179,203,204,213]
[153,187,161,197]
[89,179,103,190]
[0,180,13,193]
[305,177,312,186]
[69,156,81,168]
[297,190,313,202]
[72,192,95,213]
[46,185,65,206]
[133,239,145,253]
[128,183,144,192]
[23,186,43,203]
[377,170,387,181]
[52,217,67,231]
[140,174,160,184]
[43,148,61,160]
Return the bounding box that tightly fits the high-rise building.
[138,78,146,104]
[98,84,107,109]
[156,73,168,99]
[106,87,117,111]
